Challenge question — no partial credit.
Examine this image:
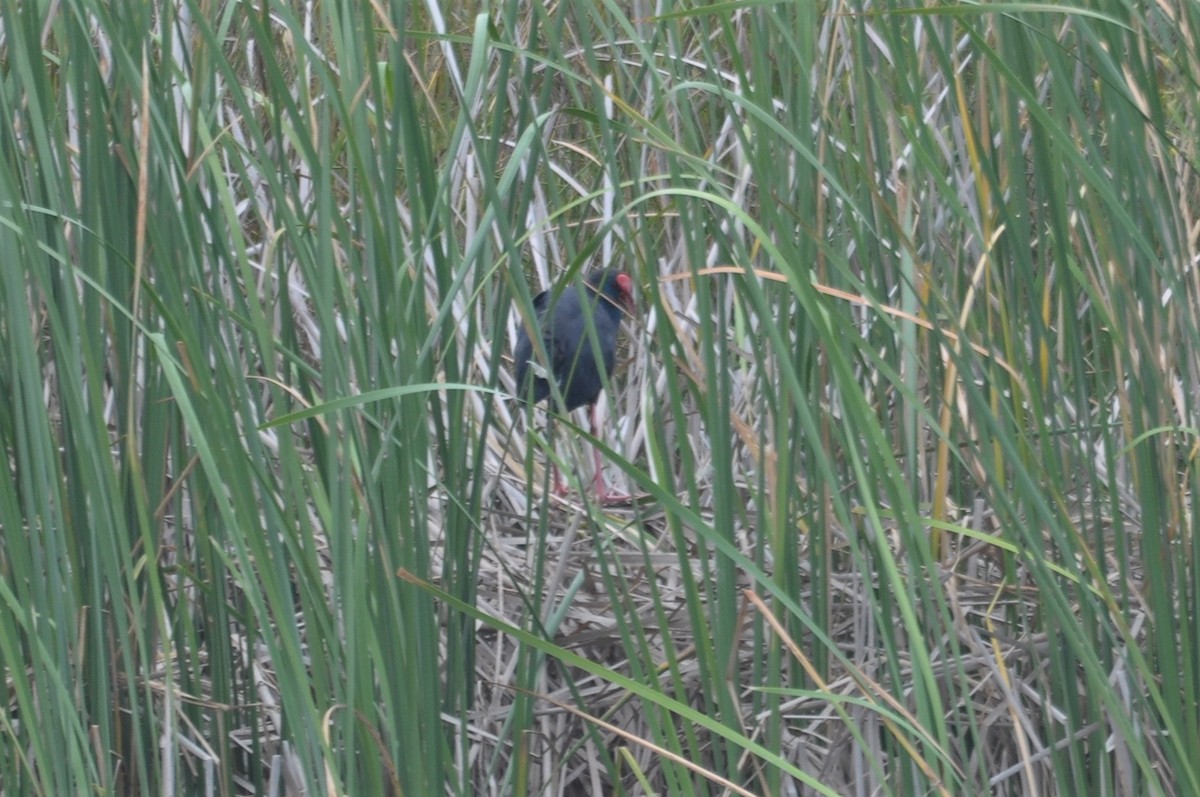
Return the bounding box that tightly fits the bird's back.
[513,278,624,411]
[513,291,552,404]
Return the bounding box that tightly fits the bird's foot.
[593,474,632,505]
[597,490,633,506]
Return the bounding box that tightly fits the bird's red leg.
[544,419,569,497]
[552,461,569,497]
[590,404,630,505]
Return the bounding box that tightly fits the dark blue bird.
[513,269,635,503]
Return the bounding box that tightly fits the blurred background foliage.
[0,0,1197,794]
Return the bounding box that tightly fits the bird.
[513,269,636,504]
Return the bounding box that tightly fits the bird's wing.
[549,324,574,377]
[547,290,591,380]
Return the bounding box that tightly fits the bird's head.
[588,269,636,317]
